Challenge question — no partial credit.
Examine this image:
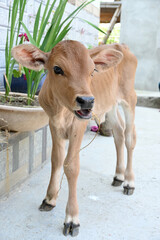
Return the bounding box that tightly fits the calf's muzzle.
[76,96,94,109]
[75,96,94,120]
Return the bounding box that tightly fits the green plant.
[5,0,27,97]
[20,0,94,105]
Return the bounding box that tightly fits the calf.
[12,40,137,237]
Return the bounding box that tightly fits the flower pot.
[3,74,46,94]
[0,92,49,132]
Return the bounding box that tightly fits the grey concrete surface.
[0,107,160,240]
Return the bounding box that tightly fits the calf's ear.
[12,44,50,71]
[90,48,123,72]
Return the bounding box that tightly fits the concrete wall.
[120,0,160,91]
[0,0,100,91]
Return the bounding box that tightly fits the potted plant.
[0,0,48,132]
[0,0,94,132]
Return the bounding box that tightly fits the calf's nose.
[76,96,94,109]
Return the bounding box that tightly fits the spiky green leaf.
[21,22,37,46]
[80,18,106,35]
[33,2,42,41]
[36,0,57,46]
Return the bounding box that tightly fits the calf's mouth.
[74,109,92,119]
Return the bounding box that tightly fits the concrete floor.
[0,106,160,240]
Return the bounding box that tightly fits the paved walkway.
[0,107,160,240]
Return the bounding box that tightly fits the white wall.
[0,0,99,91]
[120,0,160,91]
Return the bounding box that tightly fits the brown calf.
[12,40,137,237]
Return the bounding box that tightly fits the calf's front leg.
[63,120,87,237]
[39,122,65,211]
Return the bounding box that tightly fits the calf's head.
[12,40,123,120]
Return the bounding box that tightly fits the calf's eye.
[53,66,64,75]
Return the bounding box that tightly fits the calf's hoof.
[63,222,80,237]
[39,199,55,211]
[112,176,123,187]
[123,185,135,195]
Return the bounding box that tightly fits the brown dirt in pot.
[0,94,40,107]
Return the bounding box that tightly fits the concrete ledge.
[136,90,160,108]
[0,125,52,198]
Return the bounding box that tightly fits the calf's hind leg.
[39,122,65,211]
[122,102,136,195]
[107,107,125,187]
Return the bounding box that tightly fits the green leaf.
[5,29,9,77]
[5,0,27,97]
[44,0,68,51]
[57,0,95,45]
[80,18,106,35]
[24,67,32,100]
[40,25,52,51]
[9,0,19,62]
[31,70,43,97]
[37,0,57,46]
[8,3,11,23]
[9,59,16,84]
[33,2,42,41]
[16,0,27,45]
[21,22,37,46]
[51,20,73,48]
[51,26,72,49]
[13,69,22,78]
[59,0,94,29]
[39,0,50,28]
